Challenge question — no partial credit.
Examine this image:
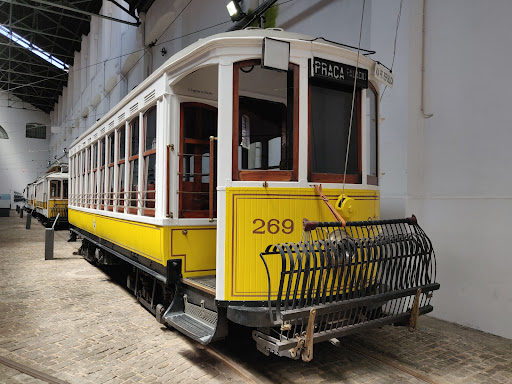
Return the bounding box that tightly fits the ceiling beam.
[0,55,65,70]
[0,79,63,91]
[8,23,82,42]
[27,0,140,26]
[7,0,90,22]
[4,68,67,80]
[0,40,75,59]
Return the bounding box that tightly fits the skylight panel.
[0,25,69,72]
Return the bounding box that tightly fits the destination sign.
[373,62,394,88]
[311,57,368,88]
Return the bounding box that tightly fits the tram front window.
[310,82,360,183]
[233,60,298,181]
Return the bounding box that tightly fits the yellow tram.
[68,29,438,361]
[25,165,69,227]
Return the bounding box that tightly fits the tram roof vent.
[108,121,114,130]
[144,90,155,105]
[118,113,125,123]
[129,103,138,115]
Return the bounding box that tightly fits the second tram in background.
[67,29,438,361]
[24,165,69,228]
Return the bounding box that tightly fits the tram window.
[92,143,97,169]
[145,109,156,152]
[99,138,105,208]
[117,125,126,212]
[100,138,105,166]
[179,103,217,218]
[108,167,114,209]
[129,159,139,209]
[309,82,361,183]
[131,118,139,156]
[233,60,298,181]
[144,154,156,212]
[81,150,86,206]
[63,180,68,199]
[118,127,126,160]
[143,107,157,216]
[366,86,378,185]
[50,180,60,198]
[86,148,90,173]
[129,117,140,213]
[118,163,125,210]
[237,97,286,170]
[99,168,104,208]
[108,133,115,164]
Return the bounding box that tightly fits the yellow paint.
[48,199,68,218]
[69,209,216,278]
[169,227,216,277]
[224,187,380,301]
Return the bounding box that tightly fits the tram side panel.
[223,187,380,302]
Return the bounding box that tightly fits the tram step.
[165,313,215,344]
[162,284,228,345]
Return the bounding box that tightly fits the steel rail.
[0,355,69,384]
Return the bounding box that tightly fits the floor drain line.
[0,355,70,384]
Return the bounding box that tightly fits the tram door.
[179,103,218,218]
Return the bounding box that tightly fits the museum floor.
[0,213,511,384]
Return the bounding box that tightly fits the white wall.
[416,0,512,338]
[369,0,512,339]
[0,93,50,207]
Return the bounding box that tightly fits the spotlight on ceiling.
[227,0,245,22]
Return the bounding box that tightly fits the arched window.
[0,126,8,139]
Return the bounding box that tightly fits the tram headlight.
[327,229,355,264]
[328,228,348,242]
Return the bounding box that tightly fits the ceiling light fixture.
[227,1,245,22]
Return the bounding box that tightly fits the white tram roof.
[45,172,68,180]
[71,29,378,151]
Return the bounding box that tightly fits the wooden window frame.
[99,138,105,209]
[117,127,126,213]
[128,117,140,215]
[107,133,115,211]
[178,102,217,219]
[366,83,379,186]
[143,106,157,217]
[307,82,362,184]
[232,59,299,182]
[92,143,98,209]
[81,150,86,207]
[50,180,60,199]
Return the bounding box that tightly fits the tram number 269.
[252,219,294,235]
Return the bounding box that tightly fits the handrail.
[209,136,217,222]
